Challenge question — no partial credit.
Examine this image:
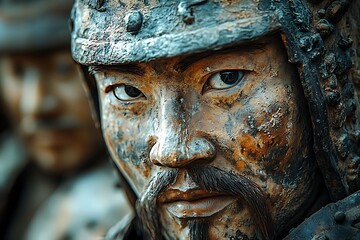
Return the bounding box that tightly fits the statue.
[0,0,132,239]
[70,0,360,239]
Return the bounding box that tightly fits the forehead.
[92,34,283,77]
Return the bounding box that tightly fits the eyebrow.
[174,40,270,72]
[88,39,271,75]
[88,64,145,76]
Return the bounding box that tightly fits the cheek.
[226,90,314,210]
[0,80,21,122]
[234,104,291,165]
[101,103,152,194]
[227,81,302,170]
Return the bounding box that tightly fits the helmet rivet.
[178,0,207,24]
[316,19,334,37]
[338,36,353,49]
[96,0,105,12]
[334,211,346,223]
[178,1,195,24]
[317,9,326,18]
[125,11,143,34]
[312,235,329,240]
[88,0,106,12]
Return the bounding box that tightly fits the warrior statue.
[70,0,360,239]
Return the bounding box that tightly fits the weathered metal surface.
[71,0,279,65]
[284,190,360,240]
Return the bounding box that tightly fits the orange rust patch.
[142,162,151,178]
[235,160,246,172]
[238,134,266,161]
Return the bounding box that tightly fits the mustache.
[188,167,275,240]
[136,169,179,240]
[136,166,275,240]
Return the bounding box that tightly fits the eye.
[203,70,244,93]
[56,61,74,76]
[12,62,25,78]
[112,84,145,101]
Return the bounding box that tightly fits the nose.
[20,68,60,118]
[149,94,216,168]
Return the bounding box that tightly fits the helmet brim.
[72,14,279,65]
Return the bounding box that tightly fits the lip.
[159,189,236,218]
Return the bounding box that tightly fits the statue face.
[94,36,320,239]
[0,50,102,173]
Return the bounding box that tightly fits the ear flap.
[77,64,138,205]
[79,64,101,128]
[111,160,138,207]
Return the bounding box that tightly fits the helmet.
[71,0,360,201]
[0,0,73,52]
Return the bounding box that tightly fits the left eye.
[56,61,73,76]
[203,70,244,93]
[112,84,145,101]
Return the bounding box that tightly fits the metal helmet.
[70,0,360,201]
[0,0,73,52]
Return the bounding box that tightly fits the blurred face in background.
[0,49,102,174]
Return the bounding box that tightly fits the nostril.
[150,157,164,166]
[149,142,163,166]
[148,137,216,168]
[151,159,164,166]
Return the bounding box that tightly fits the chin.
[159,200,260,240]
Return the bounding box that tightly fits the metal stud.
[125,11,143,35]
[334,211,346,223]
[338,36,353,49]
[316,19,334,37]
[96,0,105,11]
[178,0,207,24]
[312,235,329,240]
[88,0,106,12]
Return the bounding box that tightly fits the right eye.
[56,61,74,77]
[12,62,25,78]
[112,84,145,101]
[202,70,244,94]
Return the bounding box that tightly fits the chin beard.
[135,169,178,240]
[135,166,275,240]
[189,219,209,240]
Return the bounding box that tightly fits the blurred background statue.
[0,0,132,239]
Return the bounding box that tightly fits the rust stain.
[235,160,246,172]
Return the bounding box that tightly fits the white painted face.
[94,36,320,239]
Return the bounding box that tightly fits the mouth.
[158,189,236,219]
